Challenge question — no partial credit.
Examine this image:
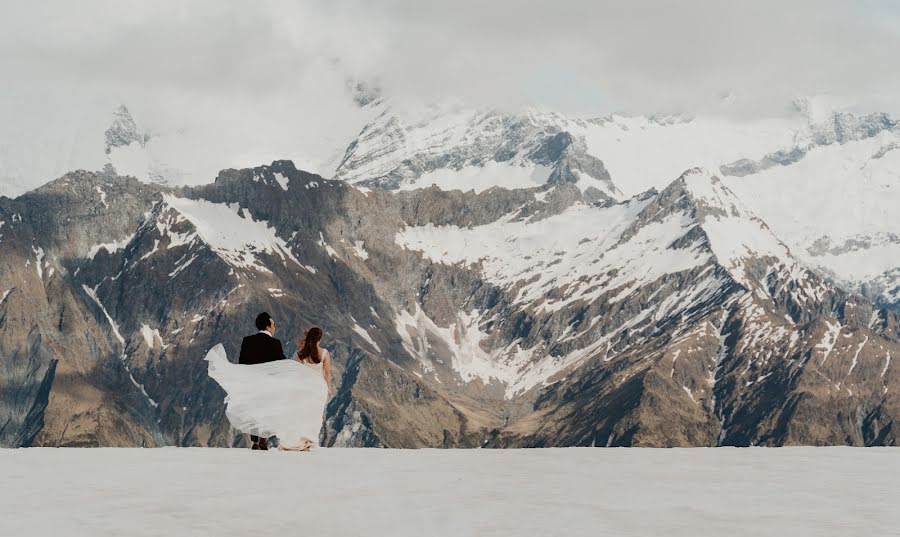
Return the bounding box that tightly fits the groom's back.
[238,333,287,365]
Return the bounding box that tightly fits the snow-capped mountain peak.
[334,101,621,199]
[679,168,790,269]
[104,105,149,155]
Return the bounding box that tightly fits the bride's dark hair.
[296,327,324,364]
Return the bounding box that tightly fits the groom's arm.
[274,338,288,361]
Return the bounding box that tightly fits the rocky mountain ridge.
[1,162,898,447]
[5,96,896,314]
[335,100,900,314]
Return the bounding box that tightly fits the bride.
[284,327,332,450]
[205,326,332,451]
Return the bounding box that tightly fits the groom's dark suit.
[238,330,287,448]
[238,331,287,365]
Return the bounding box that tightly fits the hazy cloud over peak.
[1,0,899,195]
[3,0,899,116]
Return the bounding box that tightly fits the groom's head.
[255,312,275,335]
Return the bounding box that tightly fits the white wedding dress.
[205,344,329,448]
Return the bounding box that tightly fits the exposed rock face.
[719,147,808,178]
[1,163,899,448]
[7,95,898,317]
[481,171,900,447]
[104,105,149,155]
[0,172,167,447]
[330,102,900,318]
[720,111,899,178]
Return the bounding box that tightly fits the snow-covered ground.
[2,448,897,536]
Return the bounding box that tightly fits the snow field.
[2,447,898,537]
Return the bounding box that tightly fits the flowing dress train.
[205,344,328,447]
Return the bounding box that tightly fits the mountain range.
[0,98,899,447]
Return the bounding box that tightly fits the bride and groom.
[205,312,332,451]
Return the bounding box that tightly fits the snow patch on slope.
[397,161,552,193]
[396,195,710,312]
[394,306,548,397]
[352,323,381,353]
[351,241,369,260]
[140,323,166,350]
[816,320,843,365]
[95,186,109,208]
[82,285,125,344]
[725,133,900,300]
[272,172,289,191]
[572,115,801,197]
[82,285,159,407]
[807,240,900,283]
[162,195,302,273]
[86,234,135,259]
[680,169,807,294]
[32,246,45,280]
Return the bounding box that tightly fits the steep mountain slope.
[486,170,900,446]
[335,100,900,312]
[0,164,507,447]
[395,168,900,446]
[0,173,167,446]
[5,97,897,315]
[724,121,900,311]
[334,102,621,200]
[2,163,898,447]
[333,101,812,196]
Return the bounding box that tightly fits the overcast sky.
[1,0,899,193]
[3,0,900,116]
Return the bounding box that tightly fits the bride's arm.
[323,351,333,392]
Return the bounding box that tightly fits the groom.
[238,311,288,450]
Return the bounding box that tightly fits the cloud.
[3,0,899,116]
[0,1,374,193]
[337,0,900,116]
[1,0,899,194]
